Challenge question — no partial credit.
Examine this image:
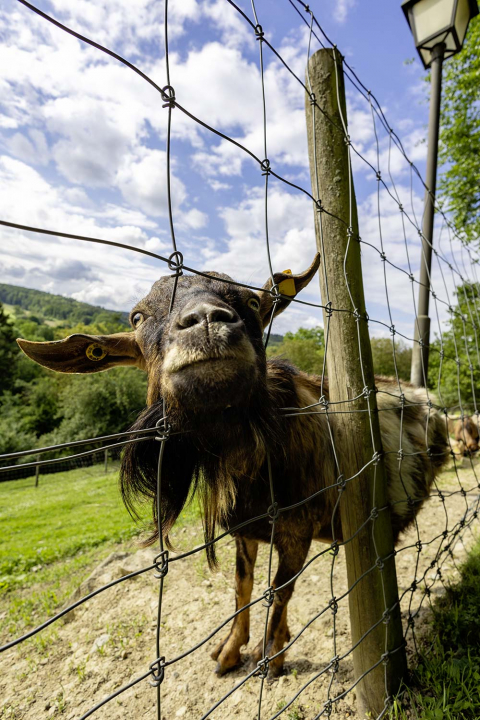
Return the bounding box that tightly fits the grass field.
[0,463,149,646]
[0,462,201,648]
[0,462,143,585]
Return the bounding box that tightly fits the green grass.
[0,462,202,646]
[390,538,480,719]
[0,463,143,587]
[0,463,147,645]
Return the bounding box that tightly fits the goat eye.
[132,312,145,328]
[247,297,260,312]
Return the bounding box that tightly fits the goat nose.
[177,302,238,329]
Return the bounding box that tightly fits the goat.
[17,255,449,677]
[454,416,479,456]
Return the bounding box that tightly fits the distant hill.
[0,283,129,328]
[267,333,283,346]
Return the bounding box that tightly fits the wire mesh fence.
[1,1,480,719]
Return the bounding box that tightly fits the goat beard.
[120,386,284,568]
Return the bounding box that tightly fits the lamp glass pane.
[411,0,455,43]
[454,0,471,45]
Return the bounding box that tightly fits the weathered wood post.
[104,448,108,474]
[35,454,40,487]
[305,48,407,716]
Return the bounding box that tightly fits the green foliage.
[267,326,325,374]
[389,539,480,720]
[428,281,480,409]
[370,338,412,380]
[0,301,18,395]
[266,326,412,381]
[44,367,147,446]
[438,17,480,243]
[0,287,146,467]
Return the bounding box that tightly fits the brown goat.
[454,416,479,456]
[17,256,449,677]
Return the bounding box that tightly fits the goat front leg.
[252,533,311,678]
[211,535,258,675]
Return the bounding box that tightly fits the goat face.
[16,256,320,422]
[455,417,479,455]
[137,273,265,412]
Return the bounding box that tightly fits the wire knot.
[415,540,423,553]
[254,24,264,41]
[149,657,165,687]
[161,85,176,109]
[261,158,271,175]
[375,557,384,571]
[267,502,279,523]
[263,586,275,608]
[337,474,346,493]
[325,301,333,318]
[168,250,184,275]
[382,609,391,625]
[370,506,379,521]
[329,597,338,615]
[323,699,333,716]
[381,652,390,666]
[155,417,172,442]
[376,171,382,181]
[154,549,169,579]
[329,540,339,557]
[309,91,316,106]
[330,654,340,674]
[315,198,323,212]
[255,657,269,678]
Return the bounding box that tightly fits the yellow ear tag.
[278,269,296,297]
[86,343,107,362]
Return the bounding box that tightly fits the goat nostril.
[177,310,202,329]
[206,307,236,324]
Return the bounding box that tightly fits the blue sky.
[0,0,467,339]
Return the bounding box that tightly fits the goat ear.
[17,332,145,374]
[258,253,320,329]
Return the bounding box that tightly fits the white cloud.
[116,148,186,217]
[333,0,356,24]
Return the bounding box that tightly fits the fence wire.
[1,1,480,719]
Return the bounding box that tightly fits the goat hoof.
[214,654,242,676]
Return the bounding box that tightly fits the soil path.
[2,463,479,720]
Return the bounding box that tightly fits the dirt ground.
[2,461,480,720]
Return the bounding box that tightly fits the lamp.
[402,0,478,68]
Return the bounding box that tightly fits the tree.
[428,281,480,410]
[370,338,412,381]
[0,302,18,395]
[267,326,325,374]
[43,367,148,446]
[438,17,480,243]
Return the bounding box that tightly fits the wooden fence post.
[104,449,108,474]
[35,454,40,487]
[305,48,407,716]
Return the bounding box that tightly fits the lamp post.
[401,0,479,387]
